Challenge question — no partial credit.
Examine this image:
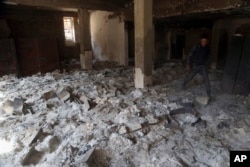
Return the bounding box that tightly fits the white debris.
[0,62,249,167]
[22,128,42,147]
[35,135,57,153]
[196,96,210,105]
[1,100,14,115]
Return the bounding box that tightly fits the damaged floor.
[0,62,250,167]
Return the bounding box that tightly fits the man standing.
[182,34,211,98]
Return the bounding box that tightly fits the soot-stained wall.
[90,11,128,66]
[0,5,80,62]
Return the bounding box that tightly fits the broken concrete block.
[57,90,71,102]
[46,112,58,124]
[22,128,42,147]
[145,114,159,124]
[1,100,14,115]
[131,89,143,99]
[14,98,24,114]
[58,110,69,119]
[35,135,59,153]
[43,90,57,100]
[118,126,128,134]
[46,97,63,109]
[109,133,133,152]
[75,145,95,164]
[21,145,45,166]
[196,96,210,105]
[80,95,90,111]
[170,108,199,126]
[126,120,142,131]
[114,110,142,131]
[168,103,180,110]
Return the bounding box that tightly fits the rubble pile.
[0,63,249,167]
[93,61,120,70]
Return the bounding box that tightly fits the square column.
[134,0,153,88]
[78,8,92,70]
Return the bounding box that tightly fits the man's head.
[200,34,208,47]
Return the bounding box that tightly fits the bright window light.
[63,17,76,44]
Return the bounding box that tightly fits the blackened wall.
[0,4,80,62]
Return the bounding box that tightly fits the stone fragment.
[43,90,57,100]
[196,96,210,105]
[1,100,14,115]
[57,90,71,102]
[75,145,95,164]
[46,97,63,108]
[80,95,90,111]
[145,113,159,124]
[46,112,58,124]
[35,135,59,153]
[168,103,180,110]
[22,128,42,146]
[131,89,143,99]
[21,145,44,166]
[170,108,199,125]
[14,98,24,114]
[126,120,142,131]
[109,133,133,152]
[118,126,127,134]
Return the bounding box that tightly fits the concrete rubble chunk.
[168,103,180,110]
[114,110,142,131]
[118,126,128,134]
[145,113,159,124]
[75,145,95,164]
[22,128,43,147]
[46,112,59,124]
[21,145,44,166]
[46,97,63,108]
[14,98,24,114]
[109,133,133,152]
[1,100,14,115]
[35,135,58,153]
[80,95,90,111]
[126,120,142,131]
[43,90,57,100]
[57,89,71,102]
[1,61,250,166]
[170,108,199,126]
[196,96,210,105]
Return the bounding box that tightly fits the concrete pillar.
[134,0,153,88]
[78,8,92,69]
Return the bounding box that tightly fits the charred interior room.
[0,0,250,167]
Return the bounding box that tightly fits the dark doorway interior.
[126,21,135,66]
[217,29,228,69]
[175,35,185,59]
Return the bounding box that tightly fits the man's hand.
[186,65,191,73]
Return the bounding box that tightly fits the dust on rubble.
[0,62,250,167]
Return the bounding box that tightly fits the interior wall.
[0,5,80,62]
[211,18,250,68]
[90,11,128,66]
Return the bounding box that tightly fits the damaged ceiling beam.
[2,0,129,11]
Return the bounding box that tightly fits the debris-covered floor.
[0,62,250,167]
